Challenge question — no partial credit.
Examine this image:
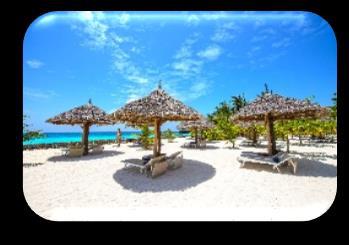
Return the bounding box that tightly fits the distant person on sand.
[116,128,122,147]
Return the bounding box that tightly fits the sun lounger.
[199,139,207,148]
[166,151,183,170]
[123,159,149,174]
[183,141,197,148]
[239,140,262,147]
[237,151,298,174]
[89,145,104,154]
[63,146,84,157]
[123,155,168,178]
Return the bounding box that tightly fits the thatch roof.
[109,87,201,123]
[231,93,328,121]
[46,100,113,125]
[177,116,214,131]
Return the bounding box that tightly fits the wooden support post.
[194,127,198,147]
[82,122,90,155]
[153,119,161,157]
[265,112,277,155]
[157,120,161,156]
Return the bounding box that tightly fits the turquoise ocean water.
[23,131,190,145]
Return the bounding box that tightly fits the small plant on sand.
[138,124,153,149]
[162,129,175,142]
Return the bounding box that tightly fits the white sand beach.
[23,137,337,221]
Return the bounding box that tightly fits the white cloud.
[247,46,262,62]
[197,45,222,60]
[36,14,57,26]
[174,33,200,60]
[24,88,57,99]
[78,11,94,21]
[186,14,200,25]
[126,94,140,103]
[130,47,141,54]
[185,81,210,100]
[172,59,203,74]
[211,29,235,42]
[272,38,291,48]
[260,28,276,35]
[27,59,44,69]
[119,13,130,25]
[127,75,149,84]
[254,19,265,28]
[81,19,109,49]
[251,35,268,42]
[174,46,192,59]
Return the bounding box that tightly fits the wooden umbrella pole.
[194,127,198,147]
[157,120,162,156]
[153,119,160,157]
[265,112,277,155]
[82,122,90,155]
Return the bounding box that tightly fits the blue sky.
[23,11,336,132]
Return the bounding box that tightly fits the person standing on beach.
[116,128,122,147]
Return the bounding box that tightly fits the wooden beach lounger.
[122,151,184,178]
[237,151,298,174]
[166,151,183,170]
[63,146,84,157]
[123,155,168,178]
[89,144,104,154]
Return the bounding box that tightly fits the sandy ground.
[23,137,337,221]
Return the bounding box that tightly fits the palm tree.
[209,101,232,124]
[231,94,247,114]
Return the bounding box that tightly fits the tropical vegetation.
[137,124,153,149]
[23,115,44,142]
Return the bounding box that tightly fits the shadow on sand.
[180,145,220,150]
[289,151,337,161]
[113,159,216,192]
[295,158,337,177]
[23,162,45,168]
[47,150,124,162]
[290,142,336,148]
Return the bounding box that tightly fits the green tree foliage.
[137,124,153,149]
[207,101,232,124]
[231,94,247,114]
[162,129,175,142]
[23,115,44,142]
[331,92,337,119]
[206,94,253,145]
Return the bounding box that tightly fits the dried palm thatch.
[46,99,114,155]
[177,116,214,131]
[46,100,112,125]
[110,87,200,123]
[109,85,201,156]
[231,93,327,122]
[177,116,214,147]
[231,93,329,155]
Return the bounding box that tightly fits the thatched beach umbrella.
[231,93,328,155]
[46,99,114,155]
[109,84,200,157]
[177,116,214,146]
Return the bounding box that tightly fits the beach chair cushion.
[272,155,280,163]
